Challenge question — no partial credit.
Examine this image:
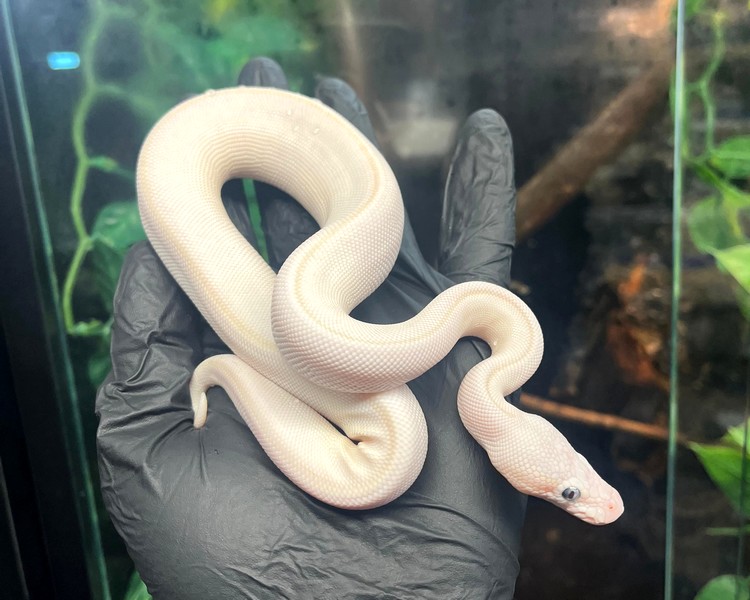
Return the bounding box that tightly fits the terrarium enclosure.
[0,0,748,599]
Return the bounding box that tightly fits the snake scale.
[136,86,624,524]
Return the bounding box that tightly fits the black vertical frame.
[0,4,99,599]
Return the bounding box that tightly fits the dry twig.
[516,57,674,241]
[521,392,689,445]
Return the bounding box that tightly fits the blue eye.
[562,487,581,501]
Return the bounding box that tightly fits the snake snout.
[606,492,625,522]
[587,490,624,525]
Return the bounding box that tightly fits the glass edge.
[665,0,686,598]
[0,2,112,599]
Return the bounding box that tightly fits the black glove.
[96,57,525,600]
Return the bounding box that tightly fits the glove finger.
[256,181,318,273]
[237,64,448,317]
[238,55,290,88]
[438,110,521,407]
[438,109,516,289]
[314,77,378,145]
[314,77,451,314]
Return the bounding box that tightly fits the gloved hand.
[96,57,525,600]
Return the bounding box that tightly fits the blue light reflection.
[47,51,81,70]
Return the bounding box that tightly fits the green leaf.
[242,180,268,261]
[686,0,707,20]
[90,238,127,309]
[124,571,152,600]
[695,575,750,600]
[720,183,750,210]
[89,201,146,308]
[87,343,113,388]
[212,15,303,57]
[706,524,750,536]
[69,319,107,337]
[672,0,707,28]
[710,136,750,179]
[723,419,750,450]
[690,442,750,517]
[88,155,120,172]
[712,245,750,295]
[687,196,746,253]
[736,287,750,321]
[91,201,145,250]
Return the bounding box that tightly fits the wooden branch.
[515,56,674,241]
[520,392,688,445]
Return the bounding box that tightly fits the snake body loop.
[137,87,623,524]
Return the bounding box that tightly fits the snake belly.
[138,86,624,524]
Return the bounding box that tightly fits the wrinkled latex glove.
[96,57,525,600]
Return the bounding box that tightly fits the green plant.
[676,1,750,597]
[692,420,750,532]
[124,571,152,600]
[681,0,750,500]
[679,6,750,311]
[62,0,319,341]
[695,575,750,600]
[54,2,322,597]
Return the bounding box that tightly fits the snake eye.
[562,487,581,501]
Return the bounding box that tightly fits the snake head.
[539,452,624,525]
[490,413,624,525]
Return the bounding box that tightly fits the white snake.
[137,86,624,525]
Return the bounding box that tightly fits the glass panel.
[5,1,687,598]
[671,0,750,598]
